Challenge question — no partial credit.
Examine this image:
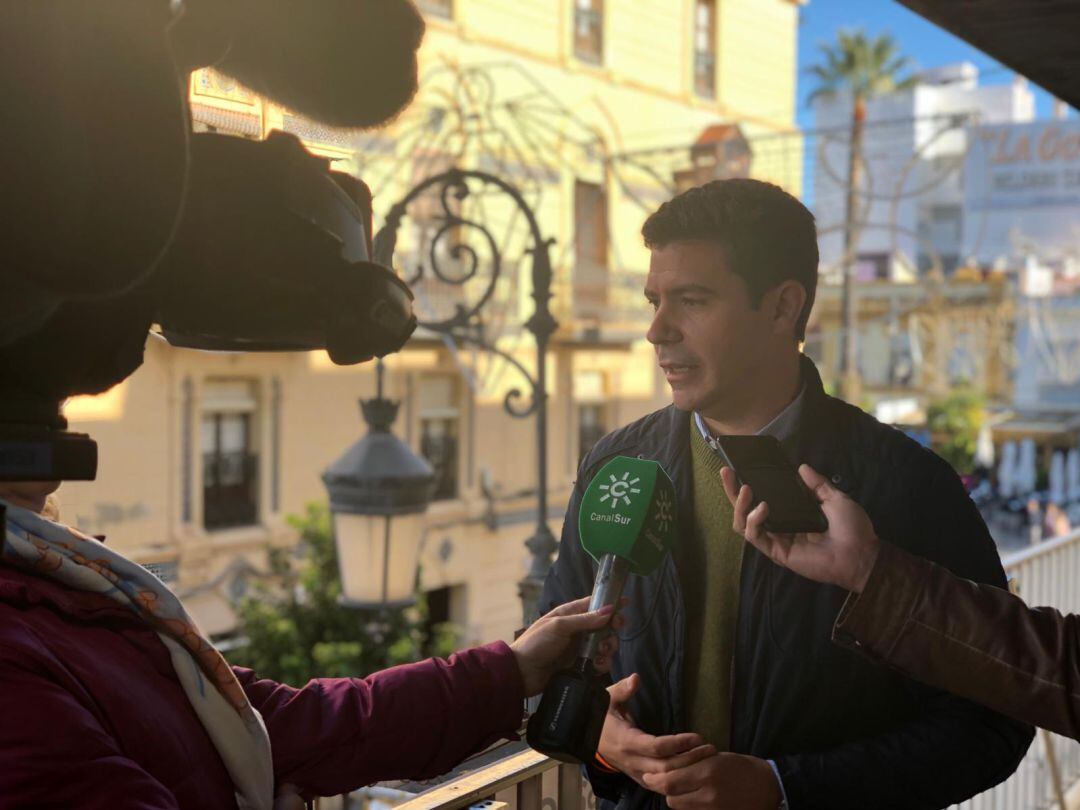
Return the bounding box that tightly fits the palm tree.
[807,30,916,403]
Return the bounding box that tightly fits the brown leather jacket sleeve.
[832,541,1080,738]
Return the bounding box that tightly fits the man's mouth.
[659,361,698,377]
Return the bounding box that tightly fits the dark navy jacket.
[540,357,1033,810]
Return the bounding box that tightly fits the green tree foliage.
[228,502,459,684]
[927,389,985,474]
[806,30,917,109]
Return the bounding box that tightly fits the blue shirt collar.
[694,382,806,448]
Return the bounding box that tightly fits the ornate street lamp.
[322,361,436,608]
[373,168,558,624]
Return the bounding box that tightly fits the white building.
[1013,295,1080,412]
[812,63,1035,280]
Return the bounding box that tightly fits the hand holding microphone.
[527,456,678,764]
[511,595,626,696]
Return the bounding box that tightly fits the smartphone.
[713,435,828,534]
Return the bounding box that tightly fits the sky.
[795,0,1060,132]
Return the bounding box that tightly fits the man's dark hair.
[641,178,818,341]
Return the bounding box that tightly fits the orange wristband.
[594,752,619,774]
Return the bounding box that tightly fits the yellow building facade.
[58,0,804,647]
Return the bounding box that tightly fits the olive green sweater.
[680,421,745,749]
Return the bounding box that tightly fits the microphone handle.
[580,553,630,662]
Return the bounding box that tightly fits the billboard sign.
[967,121,1080,210]
[964,120,1080,261]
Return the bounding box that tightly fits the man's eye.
[646,299,659,311]
[682,298,707,307]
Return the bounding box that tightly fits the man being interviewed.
[540,179,1032,810]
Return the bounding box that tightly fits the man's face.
[644,241,778,416]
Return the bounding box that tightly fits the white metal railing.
[376,532,1080,810]
[955,530,1080,810]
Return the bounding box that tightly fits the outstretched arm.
[723,463,1033,808]
[724,464,1080,739]
[834,540,1080,739]
[239,597,620,797]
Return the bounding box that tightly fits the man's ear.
[769,280,808,340]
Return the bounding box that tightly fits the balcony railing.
[957,531,1080,810]
[570,261,610,322]
[390,748,586,810]
[363,530,1080,810]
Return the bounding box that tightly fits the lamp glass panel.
[333,511,424,606]
[386,512,424,603]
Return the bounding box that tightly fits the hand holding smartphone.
[712,435,828,534]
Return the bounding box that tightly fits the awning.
[991,410,1080,440]
[896,1,1080,110]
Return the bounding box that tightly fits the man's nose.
[646,306,680,346]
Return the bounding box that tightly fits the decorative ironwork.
[374,168,559,622]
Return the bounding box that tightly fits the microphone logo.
[598,472,642,509]
[579,456,677,575]
[655,490,674,533]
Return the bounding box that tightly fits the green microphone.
[527,455,677,764]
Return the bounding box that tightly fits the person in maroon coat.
[0,481,621,810]
[0,4,619,807]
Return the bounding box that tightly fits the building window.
[181,376,194,524]
[578,403,609,468]
[694,0,717,98]
[573,179,610,319]
[419,376,460,501]
[419,0,453,19]
[270,377,282,513]
[202,380,259,531]
[574,180,608,270]
[574,0,604,64]
[423,584,466,654]
[575,369,608,467]
[421,417,459,501]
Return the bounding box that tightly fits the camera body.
[0,1,428,481]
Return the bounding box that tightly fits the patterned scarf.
[1,498,274,810]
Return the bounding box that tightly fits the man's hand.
[598,674,715,788]
[642,752,781,810]
[720,464,881,593]
[510,597,625,696]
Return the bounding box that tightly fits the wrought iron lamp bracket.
[373,168,556,422]
[373,168,559,622]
